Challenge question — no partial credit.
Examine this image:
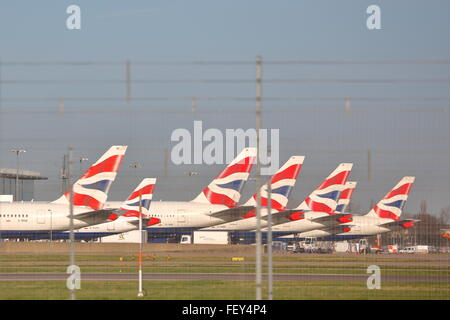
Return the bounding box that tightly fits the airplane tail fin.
[243,155,305,211]
[335,181,357,214]
[52,145,127,210]
[295,163,353,214]
[364,176,415,220]
[108,178,156,221]
[191,147,256,207]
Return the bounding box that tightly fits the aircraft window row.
[150,214,174,217]
[0,214,29,218]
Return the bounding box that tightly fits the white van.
[399,247,414,254]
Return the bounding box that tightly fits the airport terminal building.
[0,168,48,201]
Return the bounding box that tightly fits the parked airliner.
[1,147,255,240]
[101,148,258,240]
[0,146,127,239]
[224,163,354,243]
[294,176,416,240]
[276,181,357,241]
[200,155,305,231]
[36,178,157,240]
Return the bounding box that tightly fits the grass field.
[0,264,449,276]
[1,280,449,300]
[0,253,448,300]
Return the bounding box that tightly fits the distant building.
[0,168,48,201]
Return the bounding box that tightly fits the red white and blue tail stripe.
[52,146,127,210]
[118,178,156,218]
[296,163,353,214]
[335,181,357,214]
[365,176,415,221]
[244,155,305,211]
[192,148,256,207]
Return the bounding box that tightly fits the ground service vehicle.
[180,231,230,244]
[295,237,333,253]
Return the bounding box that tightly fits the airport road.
[0,273,449,282]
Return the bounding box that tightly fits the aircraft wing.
[209,206,256,223]
[318,224,352,236]
[261,210,305,225]
[72,208,119,222]
[379,219,420,230]
[127,218,150,227]
[308,213,353,227]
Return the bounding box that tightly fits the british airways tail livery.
[296,177,417,241]
[295,163,353,213]
[244,155,305,211]
[203,161,354,235]
[191,147,256,208]
[108,178,156,221]
[335,181,357,214]
[236,155,305,220]
[364,176,415,221]
[200,155,305,230]
[249,163,354,238]
[283,181,357,240]
[52,145,127,211]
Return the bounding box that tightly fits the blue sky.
[1,1,449,60]
[0,1,449,215]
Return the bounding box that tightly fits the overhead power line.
[3,96,450,103]
[2,59,450,66]
[2,78,450,85]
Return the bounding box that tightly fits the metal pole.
[192,96,197,113]
[164,149,168,177]
[129,162,144,297]
[126,60,131,103]
[267,181,273,300]
[137,194,144,297]
[0,63,1,231]
[0,58,2,113]
[68,147,76,300]
[59,97,64,114]
[255,55,263,300]
[61,154,67,194]
[79,157,88,176]
[50,210,53,242]
[16,152,19,201]
[0,59,1,240]
[11,149,26,201]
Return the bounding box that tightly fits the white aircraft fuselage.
[0,202,109,234]
[0,200,233,239]
[200,207,277,231]
[297,215,399,239]
[261,211,340,233]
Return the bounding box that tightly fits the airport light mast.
[11,148,26,201]
[79,157,89,175]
